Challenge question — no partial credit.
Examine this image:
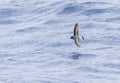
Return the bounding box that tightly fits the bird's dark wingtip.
[75,23,78,25]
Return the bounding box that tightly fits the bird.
[70,23,84,47]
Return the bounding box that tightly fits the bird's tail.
[81,36,84,40]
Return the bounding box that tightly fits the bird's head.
[70,36,74,39]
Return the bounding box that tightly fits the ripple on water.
[58,2,111,15]
[105,17,120,22]
[70,52,96,60]
[0,19,20,24]
[16,27,40,33]
[103,63,120,69]
[0,8,24,18]
[79,66,103,73]
[80,23,96,29]
[58,4,79,14]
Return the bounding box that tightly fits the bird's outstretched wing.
[74,23,79,36]
[74,36,80,47]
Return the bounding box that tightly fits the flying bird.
[70,23,84,47]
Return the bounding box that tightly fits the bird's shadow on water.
[69,52,96,60]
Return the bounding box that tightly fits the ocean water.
[0,0,120,83]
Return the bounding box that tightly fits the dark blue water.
[0,0,120,83]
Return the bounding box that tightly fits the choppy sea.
[0,0,120,83]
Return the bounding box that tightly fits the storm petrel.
[70,23,84,47]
